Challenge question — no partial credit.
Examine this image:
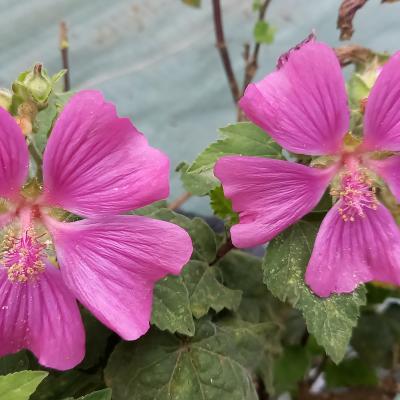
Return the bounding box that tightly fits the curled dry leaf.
[337,0,368,40]
[334,44,375,67]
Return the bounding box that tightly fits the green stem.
[28,141,43,181]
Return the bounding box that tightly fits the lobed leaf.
[79,310,113,370]
[150,209,217,263]
[218,251,285,394]
[263,220,366,363]
[31,370,104,400]
[105,318,272,400]
[152,260,242,335]
[180,122,282,195]
[209,186,238,225]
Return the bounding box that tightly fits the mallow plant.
[0,30,400,400]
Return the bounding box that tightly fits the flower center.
[330,169,378,222]
[2,228,46,283]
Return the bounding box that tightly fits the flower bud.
[23,64,52,104]
[12,64,53,108]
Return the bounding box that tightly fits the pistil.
[330,168,378,222]
[2,227,46,283]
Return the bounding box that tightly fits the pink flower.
[0,91,192,370]
[214,36,400,297]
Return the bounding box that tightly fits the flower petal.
[214,156,336,248]
[239,39,349,155]
[0,108,29,199]
[305,202,400,297]
[0,262,85,370]
[365,155,400,202]
[362,52,400,151]
[45,215,192,340]
[42,91,169,217]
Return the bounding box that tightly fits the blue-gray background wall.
[2,0,399,214]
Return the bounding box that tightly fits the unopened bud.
[23,64,52,104]
[12,64,53,108]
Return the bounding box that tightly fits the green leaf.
[51,69,67,84]
[252,0,262,11]
[148,210,241,334]
[79,310,112,370]
[253,21,276,44]
[32,96,58,153]
[150,209,217,263]
[183,261,242,318]
[273,346,310,394]
[181,122,282,195]
[31,370,104,400]
[351,305,400,367]
[325,358,378,388]
[105,319,270,400]
[218,251,284,395]
[258,353,275,396]
[263,220,366,363]
[182,0,201,7]
[54,91,75,109]
[152,266,195,336]
[219,250,285,325]
[282,310,307,346]
[176,162,208,197]
[350,109,364,138]
[352,312,393,367]
[133,200,168,216]
[312,190,332,213]
[209,186,238,224]
[0,352,30,375]
[152,260,242,335]
[0,371,48,400]
[31,90,75,156]
[347,74,370,109]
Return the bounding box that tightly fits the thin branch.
[210,237,235,265]
[237,0,273,121]
[211,0,241,103]
[59,21,70,91]
[168,192,192,210]
[242,0,272,92]
[170,2,273,209]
